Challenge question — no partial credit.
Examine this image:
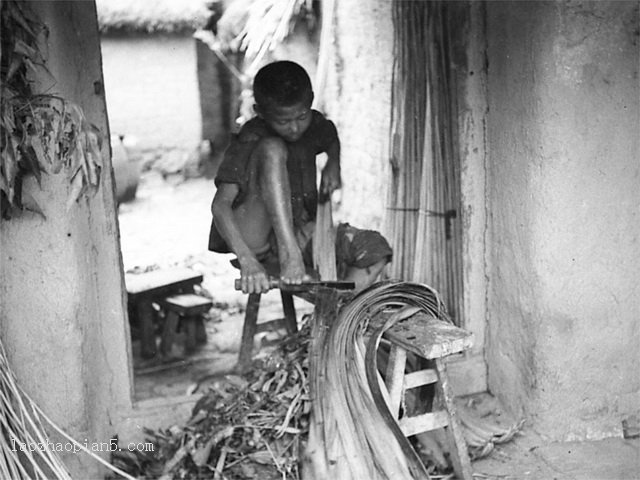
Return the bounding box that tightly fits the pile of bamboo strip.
[304,281,451,479]
[385,1,463,324]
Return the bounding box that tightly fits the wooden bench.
[125,267,204,358]
[374,311,474,480]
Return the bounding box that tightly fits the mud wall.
[323,0,394,230]
[101,34,201,153]
[0,2,132,476]
[484,1,639,440]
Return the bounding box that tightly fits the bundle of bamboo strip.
[0,339,136,480]
[304,281,451,480]
[385,1,464,323]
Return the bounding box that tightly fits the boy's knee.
[255,137,287,162]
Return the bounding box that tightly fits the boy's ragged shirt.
[209,110,338,253]
[215,110,338,226]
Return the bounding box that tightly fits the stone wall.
[484,0,640,440]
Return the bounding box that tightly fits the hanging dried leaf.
[1,2,103,220]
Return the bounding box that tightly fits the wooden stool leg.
[280,291,298,335]
[138,301,157,358]
[385,344,407,417]
[434,358,473,480]
[238,293,261,370]
[195,316,207,344]
[160,311,180,356]
[184,315,198,353]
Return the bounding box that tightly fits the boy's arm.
[211,183,270,293]
[320,137,341,202]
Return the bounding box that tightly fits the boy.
[209,61,392,294]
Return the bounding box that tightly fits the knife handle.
[234,278,281,290]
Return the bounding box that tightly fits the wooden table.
[125,268,204,358]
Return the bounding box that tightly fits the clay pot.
[111,135,141,204]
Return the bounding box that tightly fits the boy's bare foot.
[279,251,310,285]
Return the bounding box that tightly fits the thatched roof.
[96,0,212,34]
[214,0,316,74]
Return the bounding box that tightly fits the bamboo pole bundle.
[386,0,429,281]
[305,281,451,479]
[385,1,464,324]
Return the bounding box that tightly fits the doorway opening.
[100,3,318,403]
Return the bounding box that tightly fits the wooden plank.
[382,312,473,359]
[163,293,212,315]
[404,369,438,389]
[125,268,203,298]
[398,411,449,437]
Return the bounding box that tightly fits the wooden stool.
[125,268,204,358]
[237,290,301,370]
[382,312,474,480]
[160,293,212,355]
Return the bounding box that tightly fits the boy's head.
[253,61,314,143]
[253,61,313,109]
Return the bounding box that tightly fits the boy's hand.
[239,257,271,294]
[320,161,341,202]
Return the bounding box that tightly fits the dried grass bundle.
[0,339,135,480]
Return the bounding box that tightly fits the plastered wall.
[324,0,394,230]
[101,34,201,152]
[0,1,132,476]
[484,1,640,440]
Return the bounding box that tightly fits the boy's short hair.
[253,61,313,109]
